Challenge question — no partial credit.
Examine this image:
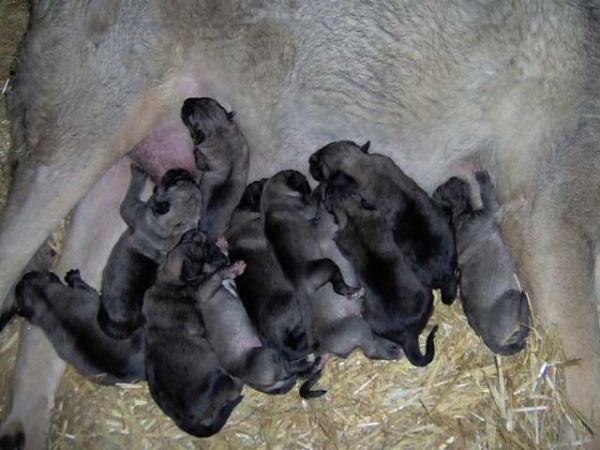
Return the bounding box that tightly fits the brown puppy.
[143,229,243,438]
[433,172,529,355]
[13,270,145,385]
[181,98,249,237]
[97,164,203,339]
[226,180,317,394]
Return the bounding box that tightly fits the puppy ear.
[360,197,376,211]
[360,141,371,154]
[286,171,311,198]
[226,110,236,121]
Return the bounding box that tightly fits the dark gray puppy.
[310,143,440,367]
[260,170,363,343]
[14,270,144,385]
[144,229,243,438]
[196,246,303,394]
[181,97,249,237]
[310,203,402,362]
[225,180,316,394]
[260,170,364,397]
[309,140,459,305]
[98,164,203,340]
[433,172,529,355]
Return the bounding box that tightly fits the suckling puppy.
[309,140,459,305]
[196,242,302,394]
[433,171,529,355]
[97,164,202,339]
[260,170,364,397]
[14,270,144,384]
[225,180,316,393]
[144,229,243,438]
[181,97,249,237]
[310,202,402,362]
[310,143,441,367]
[260,170,363,342]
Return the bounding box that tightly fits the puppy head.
[180,371,243,438]
[237,178,268,212]
[181,97,237,147]
[158,230,228,283]
[262,170,312,207]
[150,168,202,231]
[432,177,471,223]
[14,271,61,319]
[309,140,370,184]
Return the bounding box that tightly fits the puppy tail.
[400,325,438,367]
[299,368,326,399]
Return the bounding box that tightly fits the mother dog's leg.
[0,158,134,450]
[506,127,600,436]
[0,1,183,311]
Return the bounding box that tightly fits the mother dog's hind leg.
[0,158,134,450]
[506,128,600,439]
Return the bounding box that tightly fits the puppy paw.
[64,269,81,287]
[346,287,365,300]
[216,237,229,256]
[475,170,491,186]
[222,260,246,279]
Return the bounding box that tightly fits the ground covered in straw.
[0,1,591,448]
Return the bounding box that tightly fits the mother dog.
[0,1,599,447]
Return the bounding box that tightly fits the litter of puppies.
[0,97,552,440]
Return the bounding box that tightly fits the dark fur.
[144,230,243,438]
[225,180,317,393]
[181,97,249,237]
[433,172,529,355]
[310,142,443,367]
[97,164,202,339]
[310,141,459,304]
[13,270,145,384]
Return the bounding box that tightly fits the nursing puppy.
[322,184,438,367]
[14,270,145,384]
[197,243,302,394]
[181,97,249,237]
[225,180,315,392]
[261,170,363,344]
[309,140,459,305]
[433,172,529,355]
[144,229,243,438]
[98,164,202,340]
[310,203,402,362]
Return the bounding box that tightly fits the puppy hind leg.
[305,259,361,297]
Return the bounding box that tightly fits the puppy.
[225,180,316,393]
[433,171,530,355]
[14,270,144,384]
[181,97,249,237]
[310,202,402,361]
[144,229,243,438]
[309,140,459,305]
[98,164,202,339]
[310,142,442,367]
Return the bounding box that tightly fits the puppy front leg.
[196,261,246,307]
[64,269,97,294]
[475,171,499,214]
[119,164,149,228]
[305,259,362,297]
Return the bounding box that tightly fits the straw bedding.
[0,1,591,448]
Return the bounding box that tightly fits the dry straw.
[0,1,592,448]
